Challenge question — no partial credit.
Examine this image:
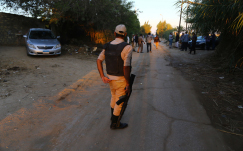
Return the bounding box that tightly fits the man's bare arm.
[123,66,131,95]
[97,59,111,83]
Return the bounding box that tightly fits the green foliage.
[1,0,141,44]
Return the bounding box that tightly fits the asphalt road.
[0,43,227,151]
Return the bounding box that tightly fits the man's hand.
[102,76,111,83]
[125,84,131,96]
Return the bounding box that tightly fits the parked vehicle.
[23,28,61,56]
[188,35,219,50]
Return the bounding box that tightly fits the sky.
[130,0,186,34]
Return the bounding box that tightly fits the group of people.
[179,31,216,54]
[128,34,160,53]
[178,31,198,54]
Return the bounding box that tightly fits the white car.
[23,28,61,56]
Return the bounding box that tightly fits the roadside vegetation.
[156,20,177,41]
[1,0,141,45]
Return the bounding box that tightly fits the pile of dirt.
[61,45,102,56]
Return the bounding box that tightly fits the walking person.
[97,24,132,129]
[154,35,161,49]
[190,32,197,54]
[169,32,173,48]
[137,34,145,53]
[146,33,153,53]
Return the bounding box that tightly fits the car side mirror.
[23,35,27,38]
[57,36,60,38]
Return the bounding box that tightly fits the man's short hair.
[115,33,125,38]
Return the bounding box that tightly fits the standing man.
[135,34,138,47]
[131,34,136,52]
[180,33,185,51]
[169,32,173,48]
[182,31,190,51]
[205,34,210,50]
[146,33,153,53]
[190,32,197,54]
[211,33,216,50]
[97,24,132,129]
[175,32,179,48]
[137,34,145,53]
[127,35,130,44]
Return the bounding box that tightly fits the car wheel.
[26,50,30,56]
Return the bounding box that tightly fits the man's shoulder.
[103,41,111,49]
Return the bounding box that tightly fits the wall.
[0,12,45,46]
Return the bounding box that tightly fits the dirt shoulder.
[162,43,243,151]
[0,46,99,120]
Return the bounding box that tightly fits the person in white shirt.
[169,32,173,48]
[127,36,130,44]
[146,33,153,53]
[97,24,132,129]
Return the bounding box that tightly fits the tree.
[156,21,167,37]
[140,21,152,35]
[1,0,141,44]
[156,20,174,37]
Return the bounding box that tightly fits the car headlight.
[54,44,61,49]
[27,43,36,49]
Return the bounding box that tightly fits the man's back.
[184,34,189,42]
[138,36,143,44]
[135,35,138,42]
[146,35,152,43]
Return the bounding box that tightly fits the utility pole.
[186,3,189,31]
[178,0,183,35]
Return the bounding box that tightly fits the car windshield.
[29,31,56,39]
[197,36,205,40]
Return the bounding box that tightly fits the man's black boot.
[110,114,128,129]
[110,108,114,120]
